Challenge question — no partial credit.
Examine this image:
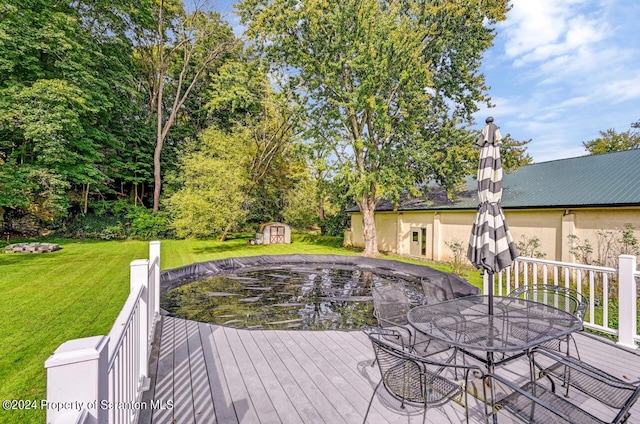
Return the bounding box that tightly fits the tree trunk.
[133,183,138,206]
[219,223,232,241]
[153,1,164,213]
[153,130,162,212]
[82,183,89,215]
[359,192,379,256]
[318,198,326,221]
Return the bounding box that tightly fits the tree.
[238,0,508,255]
[0,0,155,224]
[500,134,533,172]
[135,2,239,213]
[167,127,249,238]
[206,60,303,229]
[582,128,640,155]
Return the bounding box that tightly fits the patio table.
[407,295,583,371]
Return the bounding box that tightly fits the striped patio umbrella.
[467,117,519,314]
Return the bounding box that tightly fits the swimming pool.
[162,265,425,330]
[160,255,478,331]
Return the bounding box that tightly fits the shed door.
[410,227,427,257]
[270,225,285,244]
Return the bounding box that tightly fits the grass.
[0,234,480,424]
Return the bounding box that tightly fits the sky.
[210,0,640,163]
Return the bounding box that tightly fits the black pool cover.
[161,254,479,301]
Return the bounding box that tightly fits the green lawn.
[0,235,480,424]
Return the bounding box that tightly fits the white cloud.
[478,0,640,163]
[597,73,640,102]
[502,0,609,69]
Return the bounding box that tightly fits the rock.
[2,242,61,254]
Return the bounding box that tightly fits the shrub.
[62,214,126,239]
[444,239,468,276]
[127,207,173,240]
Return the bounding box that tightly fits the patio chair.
[487,347,640,423]
[507,284,588,358]
[364,328,486,424]
[372,283,450,358]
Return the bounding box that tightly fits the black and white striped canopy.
[467,120,519,274]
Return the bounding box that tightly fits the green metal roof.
[357,148,640,212]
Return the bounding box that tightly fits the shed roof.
[350,148,640,212]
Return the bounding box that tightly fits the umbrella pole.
[488,272,494,316]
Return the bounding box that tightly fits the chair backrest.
[372,283,411,326]
[368,331,425,404]
[508,284,588,321]
[366,329,482,409]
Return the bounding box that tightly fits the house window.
[421,228,427,256]
[412,231,419,243]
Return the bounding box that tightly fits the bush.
[319,212,350,237]
[62,201,173,240]
[444,239,469,276]
[127,208,173,240]
[62,214,126,239]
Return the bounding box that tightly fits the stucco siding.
[374,213,398,253]
[348,206,640,262]
[346,212,398,252]
[574,208,640,236]
[503,210,563,260]
[437,211,477,261]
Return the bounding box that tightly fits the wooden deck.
[139,316,640,424]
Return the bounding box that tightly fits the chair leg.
[363,379,382,424]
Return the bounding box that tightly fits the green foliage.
[206,58,268,129]
[62,201,171,240]
[0,0,157,223]
[619,223,640,255]
[283,177,319,230]
[444,239,469,276]
[583,128,640,154]
[567,234,593,265]
[567,224,639,268]
[499,134,534,173]
[167,127,250,238]
[63,213,124,239]
[516,235,546,259]
[126,207,172,240]
[238,0,509,254]
[320,212,351,237]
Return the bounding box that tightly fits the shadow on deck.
[138,316,640,424]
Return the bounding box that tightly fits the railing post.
[617,255,638,350]
[483,272,489,296]
[131,259,150,380]
[45,336,109,424]
[149,241,161,319]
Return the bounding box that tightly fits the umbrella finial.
[485,116,494,124]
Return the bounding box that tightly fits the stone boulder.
[3,242,61,254]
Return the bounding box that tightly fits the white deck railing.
[485,254,639,349]
[45,241,160,424]
[42,243,639,424]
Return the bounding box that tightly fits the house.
[345,149,640,262]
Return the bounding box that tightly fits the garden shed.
[255,222,291,245]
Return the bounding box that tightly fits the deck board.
[150,315,174,424]
[198,323,230,424]
[211,323,261,424]
[186,320,215,423]
[141,317,640,424]
[249,331,324,423]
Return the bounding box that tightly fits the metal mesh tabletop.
[407,296,582,353]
